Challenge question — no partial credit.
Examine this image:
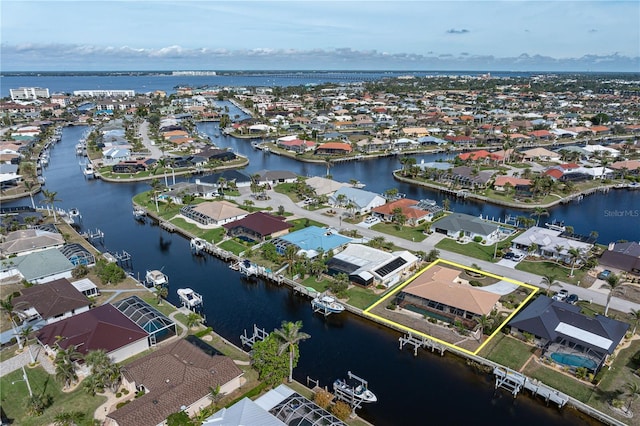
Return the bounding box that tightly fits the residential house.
[493,176,532,192]
[222,212,293,242]
[112,158,155,174]
[37,303,150,364]
[304,176,347,196]
[430,213,500,243]
[599,241,640,275]
[254,170,298,185]
[0,228,65,257]
[510,226,593,262]
[180,201,248,226]
[3,248,75,284]
[521,147,561,162]
[371,198,434,226]
[315,142,353,155]
[106,337,243,426]
[329,187,386,215]
[327,243,418,288]
[270,226,351,258]
[396,264,500,327]
[276,137,316,153]
[355,137,391,153]
[509,295,629,373]
[12,278,91,325]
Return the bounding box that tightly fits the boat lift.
[240,324,269,348]
[333,371,375,415]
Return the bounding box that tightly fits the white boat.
[333,378,377,403]
[190,238,207,255]
[83,163,95,178]
[545,220,566,232]
[237,259,259,277]
[133,206,146,221]
[69,208,82,222]
[312,294,344,314]
[145,269,169,288]
[177,288,203,308]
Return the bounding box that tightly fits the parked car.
[502,252,515,260]
[598,270,612,280]
[566,294,579,305]
[512,253,524,261]
[553,289,569,301]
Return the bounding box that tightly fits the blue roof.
[279,226,351,252]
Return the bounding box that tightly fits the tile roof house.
[180,201,248,226]
[315,142,353,155]
[12,277,91,325]
[430,213,500,243]
[223,212,293,242]
[397,265,500,325]
[599,241,640,275]
[106,337,243,426]
[371,198,434,225]
[0,228,65,257]
[511,226,592,263]
[4,248,75,284]
[37,304,150,364]
[508,295,629,372]
[329,187,386,215]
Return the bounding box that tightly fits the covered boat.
[177,288,203,308]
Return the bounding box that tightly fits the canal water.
[1,125,618,425]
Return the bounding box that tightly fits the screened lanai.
[113,295,176,344]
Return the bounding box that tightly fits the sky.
[1,0,639,72]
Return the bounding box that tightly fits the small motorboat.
[145,269,168,288]
[177,288,203,309]
[133,206,146,221]
[190,238,207,255]
[311,293,345,314]
[333,377,377,403]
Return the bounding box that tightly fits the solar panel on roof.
[375,257,407,277]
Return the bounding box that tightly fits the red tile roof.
[36,304,148,356]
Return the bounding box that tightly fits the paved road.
[236,187,640,315]
[138,120,164,159]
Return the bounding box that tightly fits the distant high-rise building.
[10,87,50,101]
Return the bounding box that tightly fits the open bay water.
[1,125,614,425]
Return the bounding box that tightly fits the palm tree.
[1,295,23,350]
[186,312,202,328]
[623,381,640,413]
[42,189,61,222]
[567,247,584,277]
[541,274,559,297]
[474,315,494,341]
[53,410,85,426]
[156,285,168,304]
[19,325,36,364]
[273,320,311,383]
[629,309,640,335]
[324,156,332,177]
[54,343,83,389]
[530,207,549,227]
[24,180,36,209]
[604,273,622,317]
[284,244,299,277]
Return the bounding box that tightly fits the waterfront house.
[254,170,298,185]
[315,142,353,155]
[396,264,500,327]
[329,187,386,215]
[599,241,640,276]
[371,198,434,226]
[446,166,494,189]
[102,147,131,165]
[508,295,629,373]
[521,147,561,162]
[12,277,91,326]
[112,158,155,174]
[0,228,65,257]
[222,212,293,242]
[37,303,150,365]
[199,147,237,162]
[430,213,500,243]
[270,226,351,258]
[196,170,253,189]
[180,201,248,226]
[2,248,75,284]
[493,176,532,192]
[355,137,392,153]
[276,137,316,153]
[107,338,243,426]
[510,226,593,262]
[327,243,418,288]
[304,176,348,196]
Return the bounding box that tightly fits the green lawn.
[168,218,226,243]
[0,366,106,426]
[370,222,427,242]
[435,238,498,262]
[300,276,331,292]
[345,287,380,310]
[480,333,535,370]
[523,361,595,403]
[515,260,586,286]
[288,218,328,231]
[139,294,179,317]
[273,183,304,202]
[218,239,250,255]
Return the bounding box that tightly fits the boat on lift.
[133,206,146,221]
[311,293,345,314]
[145,269,169,288]
[177,288,203,309]
[190,238,207,255]
[333,373,377,403]
[83,163,96,178]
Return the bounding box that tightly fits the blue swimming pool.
[550,352,598,370]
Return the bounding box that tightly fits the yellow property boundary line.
[363,259,539,356]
